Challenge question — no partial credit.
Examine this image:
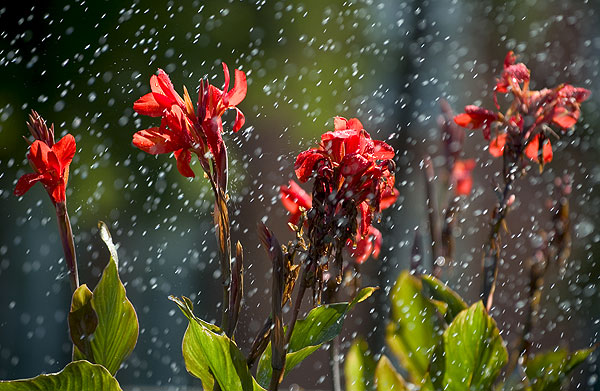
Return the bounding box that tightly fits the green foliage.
[430,301,508,391]
[421,274,467,323]
[171,296,265,391]
[256,287,376,388]
[0,361,122,391]
[525,347,594,391]
[387,271,444,381]
[345,338,377,391]
[68,222,138,375]
[374,356,408,391]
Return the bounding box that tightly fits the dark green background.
[1,0,599,389]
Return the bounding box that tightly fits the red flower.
[280,180,312,226]
[453,105,499,139]
[495,51,530,95]
[15,134,76,205]
[348,226,382,264]
[451,159,476,196]
[489,134,507,158]
[133,63,247,182]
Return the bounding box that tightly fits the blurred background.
[0,0,599,389]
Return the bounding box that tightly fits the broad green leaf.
[171,296,265,391]
[430,301,507,391]
[0,360,122,390]
[421,274,467,322]
[375,355,408,391]
[345,338,377,391]
[256,287,377,388]
[387,271,444,381]
[68,284,97,361]
[69,222,139,375]
[525,346,595,391]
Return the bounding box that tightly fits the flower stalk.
[55,201,79,292]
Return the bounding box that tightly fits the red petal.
[221,62,231,94]
[340,153,371,177]
[453,113,473,127]
[334,117,348,131]
[280,180,312,210]
[373,140,394,159]
[50,182,66,204]
[524,135,540,160]
[489,134,507,157]
[133,127,182,154]
[225,69,247,107]
[27,140,52,172]
[349,234,373,264]
[294,149,324,182]
[204,117,224,159]
[174,148,195,178]
[346,118,363,131]
[504,51,517,67]
[543,140,553,163]
[53,134,76,170]
[14,173,43,197]
[380,187,398,210]
[232,108,245,132]
[552,107,579,129]
[155,69,184,106]
[133,93,163,117]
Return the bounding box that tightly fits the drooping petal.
[132,127,182,154]
[380,187,398,210]
[358,201,372,236]
[348,233,373,264]
[133,93,164,117]
[552,106,579,129]
[340,153,371,177]
[543,140,553,163]
[50,179,66,204]
[294,149,325,182]
[232,107,245,132]
[524,135,540,161]
[174,148,195,178]
[14,173,43,197]
[203,117,224,159]
[225,69,247,107]
[452,159,475,196]
[489,134,507,157]
[280,180,312,225]
[53,134,76,170]
[454,106,498,139]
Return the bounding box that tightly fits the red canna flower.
[455,52,589,169]
[132,63,247,184]
[14,134,76,205]
[451,159,476,196]
[453,105,499,140]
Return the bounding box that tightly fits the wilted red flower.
[15,134,76,205]
[133,63,247,183]
[451,159,476,196]
[495,51,531,97]
[294,117,396,235]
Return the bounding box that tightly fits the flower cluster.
[133,63,247,188]
[283,117,397,268]
[14,111,76,205]
[454,51,590,168]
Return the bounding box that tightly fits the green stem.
[55,201,79,293]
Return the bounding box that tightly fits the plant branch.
[423,156,443,277]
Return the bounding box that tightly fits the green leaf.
[69,222,139,375]
[68,285,98,361]
[0,360,122,390]
[430,301,507,391]
[256,287,377,388]
[375,355,408,391]
[171,296,265,391]
[387,271,444,382]
[525,346,595,391]
[345,338,377,391]
[421,274,467,323]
